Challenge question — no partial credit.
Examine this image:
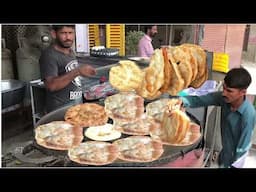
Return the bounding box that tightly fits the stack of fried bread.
[161,108,190,144]
[109,44,207,99]
[148,98,191,144]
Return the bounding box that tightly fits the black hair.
[144,25,156,33]
[224,67,252,89]
[51,25,75,32]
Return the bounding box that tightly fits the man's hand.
[78,64,96,77]
[167,98,183,111]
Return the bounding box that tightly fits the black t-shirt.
[39,46,82,113]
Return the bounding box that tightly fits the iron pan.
[35,101,203,167]
[1,79,26,109]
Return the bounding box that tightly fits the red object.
[84,82,117,100]
[100,76,107,83]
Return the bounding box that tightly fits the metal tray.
[1,79,26,109]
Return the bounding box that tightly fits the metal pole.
[208,106,221,167]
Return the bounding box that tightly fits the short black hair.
[224,67,252,89]
[51,25,75,32]
[144,25,156,33]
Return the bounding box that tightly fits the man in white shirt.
[137,25,158,58]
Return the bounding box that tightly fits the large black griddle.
[34,100,203,167]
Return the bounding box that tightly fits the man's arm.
[180,91,224,108]
[45,65,96,91]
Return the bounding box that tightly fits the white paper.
[231,151,249,168]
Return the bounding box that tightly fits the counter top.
[77,56,149,69]
[77,56,125,69]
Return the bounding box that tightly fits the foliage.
[125,30,144,56]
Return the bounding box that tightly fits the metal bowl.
[1,79,26,109]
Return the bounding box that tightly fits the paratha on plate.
[113,136,163,162]
[104,92,144,122]
[35,121,83,150]
[68,141,118,165]
[113,114,159,136]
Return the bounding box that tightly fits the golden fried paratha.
[65,103,108,127]
[190,62,208,88]
[180,44,207,84]
[136,49,165,99]
[145,98,170,122]
[160,47,172,93]
[161,109,190,144]
[166,47,185,95]
[171,46,193,89]
[109,60,143,92]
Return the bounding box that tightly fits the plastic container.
[1,79,26,109]
[16,37,41,106]
[16,38,41,82]
[212,52,229,73]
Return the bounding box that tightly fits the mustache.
[222,96,228,100]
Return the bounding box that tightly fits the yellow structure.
[88,24,100,48]
[106,24,125,56]
[212,52,229,73]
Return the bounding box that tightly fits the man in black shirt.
[39,25,96,113]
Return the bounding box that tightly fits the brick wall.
[225,25,246,68]
[202,24,246,69]
[201,24,227,52]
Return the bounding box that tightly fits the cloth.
[84,82,117,100]
[137,34,154,57]
[39,46,82,113]
[181,92,256,167]
[231,151,249,168]
[179,80,217,96]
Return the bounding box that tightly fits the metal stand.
[202,81,223,167]
[29,79,46,128]
[206,106,221,167]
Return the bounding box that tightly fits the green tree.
[125,30,144,56]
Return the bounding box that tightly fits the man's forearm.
[45,68,80,91]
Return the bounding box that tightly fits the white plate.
[84,123,121,141]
